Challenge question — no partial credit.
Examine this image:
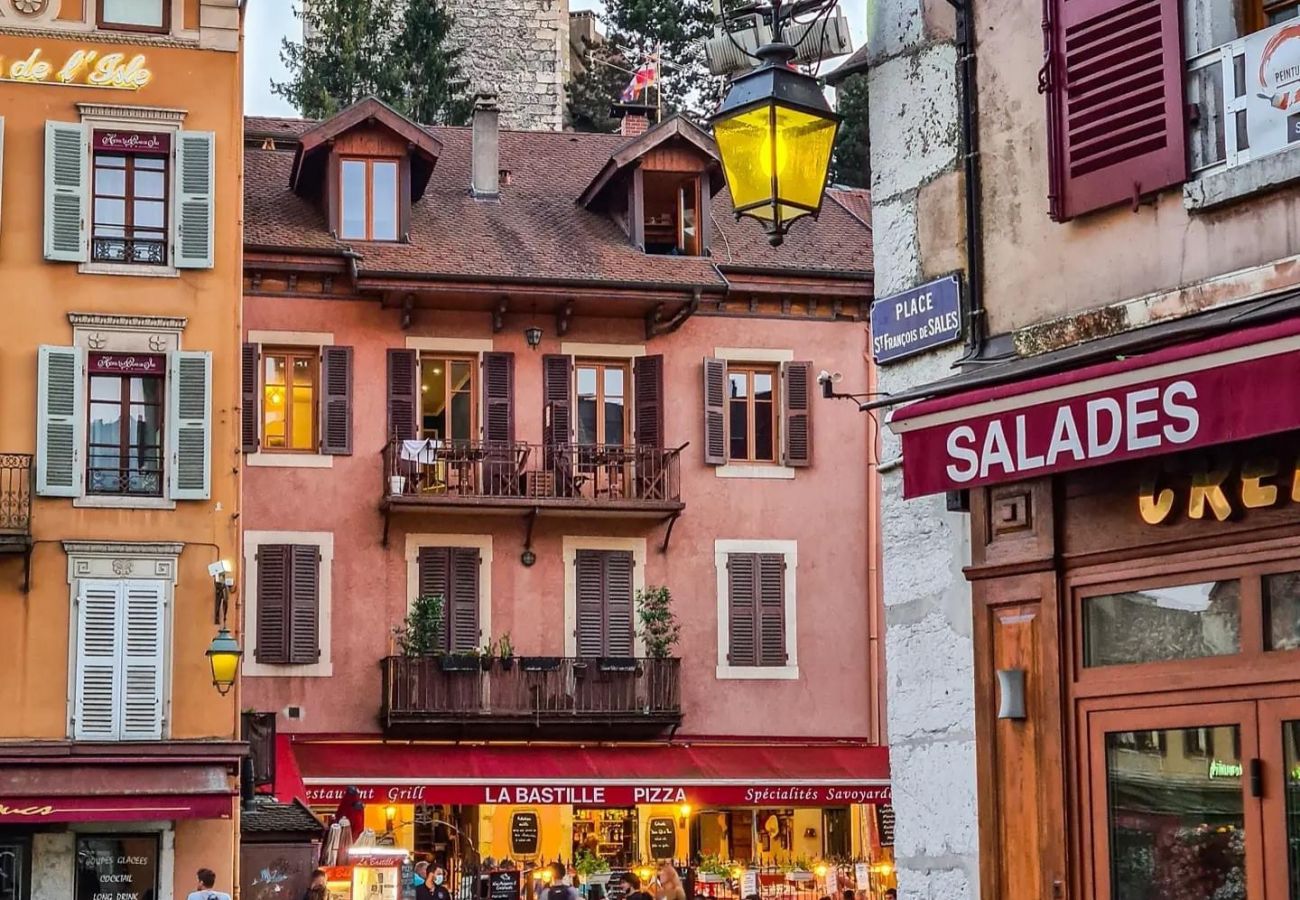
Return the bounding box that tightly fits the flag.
[620,61,658,102]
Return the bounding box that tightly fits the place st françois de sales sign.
[0,46,152,91]
[870,275,964,365]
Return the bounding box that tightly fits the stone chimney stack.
[472,93,501,199]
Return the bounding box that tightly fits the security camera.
[208,559,233,579]
[817,370,844,384]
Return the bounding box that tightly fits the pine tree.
[567,36,632,133]
[273,0,471,126]
[830,73,870,189]
[603,0,725,120]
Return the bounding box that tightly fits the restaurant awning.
[888,304,1300,497]
[291,738,890,807]
[0,763,235,823]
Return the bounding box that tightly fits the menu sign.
[75,835,159,900]
[647,817,676,860]
[489,869,521,900]
[875,805,896,847]
[94,130,170,155]
[88,353,165,376]
[510,811,539,856]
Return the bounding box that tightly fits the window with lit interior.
[262,349,317,452]
[340,158,400,241]
[420,357,476,444]
[642,173,702,256]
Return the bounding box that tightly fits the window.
[716,539,797,679]
[417,546,482,653]
[574,549,635,657]
[576,361,629,447]
[75,835,159,900]
[1082,579,1242,667]
[0,839,29,900]
[1250,0,1299,30]
[340,158,399,241]
[643,172,702,256]
[420,356,476,443]
[91,138,169,266]
[262,349,318,452]
[727,366,778,463]
[87,353,165,496]
[254,544,321,665]
[97,0,168,32]
[72,578,166,740]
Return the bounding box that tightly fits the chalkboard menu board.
[604,870,630,900]
[875,805,896,847]
[647,817,677,861]
[490,869,522,900]
[75,835,160,900]
[511,811,540,856]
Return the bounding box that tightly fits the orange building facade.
[0,2,245,898]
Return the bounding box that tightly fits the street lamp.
[711,3,841,247]
[206,626,243,695]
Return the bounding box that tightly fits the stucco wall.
[241,296,876,739]
[867,0,981,895]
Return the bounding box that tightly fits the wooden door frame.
[1258,696,1300,900]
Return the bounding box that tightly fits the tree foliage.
[566,36,630,133]
[273,0,471,126]
[830,72,870,189]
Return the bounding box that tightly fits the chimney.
[472,92,500,199]
[621,113,650,138]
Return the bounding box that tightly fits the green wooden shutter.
[37,345,85,497]
[167,350,212,500]
[43,121,87,263]
[174,131,215,268]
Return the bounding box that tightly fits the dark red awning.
[0,763,235,823]
[292,739,889,807]
[889,313,1300,497]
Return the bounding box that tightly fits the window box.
[438,654,481,673]
[520,656,562,672]
[599,657,638,673]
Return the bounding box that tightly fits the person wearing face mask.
[413,862,432,900]
[427,866,452,900]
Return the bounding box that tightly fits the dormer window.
[340,158,400,242]
[644,173,702,256]
[98,0,168,33]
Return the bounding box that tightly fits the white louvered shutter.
[74,581,122,740]
[36,345,84,497]
[120,580,166,740]
[174,131,215,268]
[167,350,212,500]
[43,121,88,262]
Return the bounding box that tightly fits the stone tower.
[303,0,570,131]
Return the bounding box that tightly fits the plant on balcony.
[637,585,680,658]
[696,855,732,882]
[480,640,495,671]
[439,647,482,672]
[498,633,515,670]
[393,593,445,656]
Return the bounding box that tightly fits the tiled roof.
[242,798,324,836]
[244,116,872,289]
[827,188,873,271]
[826,43,870,86]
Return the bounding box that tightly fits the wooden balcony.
[382,439,685,520]
[0,455,33,591]
[381,656,683,738]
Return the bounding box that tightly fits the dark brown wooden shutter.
[726,553,757,666]
[634,355,665,449]
[542,354,573,451]
[241,343,259,453]
[703,357,727,465]
[605,551,635,656]
[482,352,515,445]
[386,348,418,441]
[288,544,321,663]
[575,550,607,658]
[255,544,290,664]
[418,547,452,653]
[1044,0,1186,220]
[782,361,813,467]
[449,547,481,652]
[757,553,787,665]
[320,346,353,455]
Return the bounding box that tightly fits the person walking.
[428,866,453,900]
[619,872,650,900]
[302,869,328,900]
[186,869,232,900]
[413,862,433,900]
[650,865,685,900]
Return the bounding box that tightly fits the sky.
[244,0,868,117]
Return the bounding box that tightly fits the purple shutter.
[604,551,636,657]
[575,550,606,658]
[418,547,452,654]
[634,355,665,449]
[703,358,727,465]
[1044,0,1186,220]
[387,349,418,441]
[255,544,289,664]
[482,352,515,445]
[542,354,573,448]
[241,343,259,453]
[288,544,321,664]
[781,361,812,467]
[320,346,353,455]
[757,553,787,665]
[449,547,481,652]
[726,553,757,666]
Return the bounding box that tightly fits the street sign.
[871,275,963,365]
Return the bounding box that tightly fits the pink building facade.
[240,98,890,887]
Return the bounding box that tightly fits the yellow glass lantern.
[206,626,243,695]
[712,43,840,247]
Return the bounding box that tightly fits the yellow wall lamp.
[206,559,243,695]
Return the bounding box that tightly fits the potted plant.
[393,594,444,657]
[696,855,730,884]
[440,649,481,672]
[480,640,495,671]
[637,586,680,657]
[498,633,515,670]
[575,850,609,881]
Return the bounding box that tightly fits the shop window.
[1082,579,1242,668]
[262,348,318,452]
[703,359,812,469]
[72,579,167,741]
[87,353,165,496]
[643,172,702,256]
[75,835,160,900]
[574,549,635,658]
[1264,570,1300,650]
[254,544,321,666]
[91,148,168,266]
[574,808,638,866]
[420,356,477,444]
[97,0,168,32]
[0,839,29,900]
[340,158,400,242]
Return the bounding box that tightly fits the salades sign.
[890,320,1300,497]
[303,783,892,807]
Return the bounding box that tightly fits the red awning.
[0,794,232,823]
[889,313,1300,497]
[292,739,889,807]
[273,732,312,805]
[0,763,235,823]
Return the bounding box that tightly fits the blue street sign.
[870,275,964,365]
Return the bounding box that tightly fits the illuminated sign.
[1140,454,1300,524]
[1208,759,1243,779]
[0,48,152,91]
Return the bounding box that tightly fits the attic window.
[340,157,399,242]
[644,172,702,256]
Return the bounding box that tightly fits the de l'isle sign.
[0,48,152,91]
[871,275,963,365]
